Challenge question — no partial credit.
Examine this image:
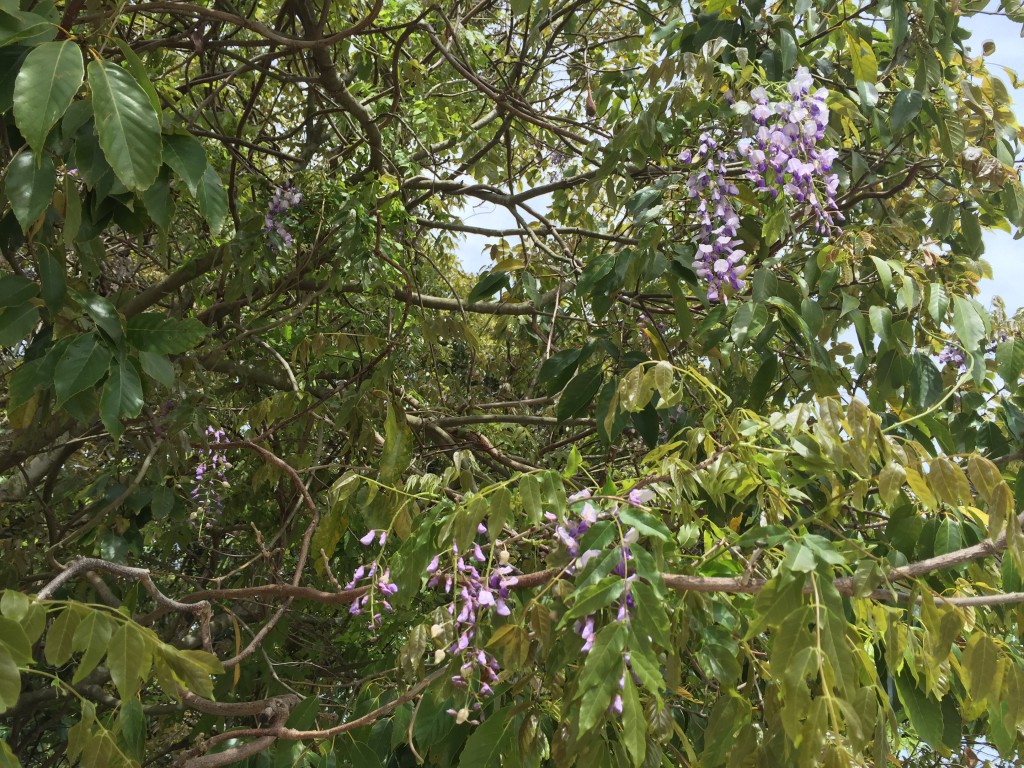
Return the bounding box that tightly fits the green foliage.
[3,0,1024,766]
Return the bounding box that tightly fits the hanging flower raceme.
[347,528,398,627]
[426,531,517,718]
[263,185,303,250]
[738,69,842,233]
[192,426,228,521]
[685,67,842,303]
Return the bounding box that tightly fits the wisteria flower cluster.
[426,533,515,718]
[738,69,841,232]
[348,529,398,628]
[681,67,842,302]
[560,488,652,715]
[192,426,228,520]
[263,185,302,249]
[683,133,747,303]
[938,344,966,369]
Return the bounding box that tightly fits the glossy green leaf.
[87,59,162,191]
[458,706,518,767]
[100,358,144,440]
[557,365,603,421]
[161,133,207,196]
[196,164,228,234]
[890,89,923,132]
[13,40,84,153]
[621,675,646,766]
[54,335,112,406]
[5,150,55,231]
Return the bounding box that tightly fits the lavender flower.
[192,427,228,520]
[427,538,516,716]
[687,68,842,302]
[263,185,303,250]
[938,344,966,369]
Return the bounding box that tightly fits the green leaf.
[100,358,143,440]
[909,352,943,409]
[13,40,84,153]
[458,706,519,767]
[562,577,626,623]
[538,348,581,395]
[0,9,53,47]
[890,89,923,132]
[847,31,878,83]
[139,350,174,387]
[196,164,228,234]
[5,150,55,231]
[962,633,1000,706]
[44,605,82,666]
[731,302,767,345]
[106,622,151,699]
[0,275,36,309]
[87,59,162,191]
[519,473,543,525]
[0,617,31,664]
[996,338,1024,386]
[0,591,29,622]
[951,296,986,350]
[380,402,413,485]
[928,457,970,506]
[0,646,19,714]
[488,486,512,542]
[877,461,906,506]
[161,133,207,197]
[579,622,628,731]
[126,313,207,353]
[79,293,122,342]
[618,506,672,542]
[467,271,510,304]
[110,37,160,113]
[557,365,603,421]
[54,335,112,406]
[895,672,944,749]
[0,301,39,347]
[620,675,646,766]
[71,610,112,683]
[143,168,173,230]
[118,697,146,762]
[0,737,22,768]
[37,247,65,314]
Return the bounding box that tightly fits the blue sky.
[456,7,1024,314]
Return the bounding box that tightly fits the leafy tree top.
[2,0,1024,766]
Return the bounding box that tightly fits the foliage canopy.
[4,0,1024,765]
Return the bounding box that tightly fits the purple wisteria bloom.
[192,426,228,519]
[939,344,966,369]
[426,539,516,717]
[263,185,303,250]
[687,67,842,303]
